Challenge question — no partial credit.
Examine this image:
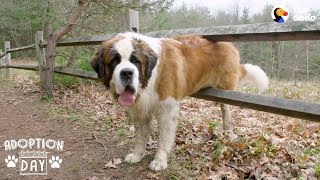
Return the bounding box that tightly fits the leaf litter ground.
[0,74,319,179]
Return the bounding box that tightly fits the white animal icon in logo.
[49,156,62,168]
[5,155,18,168]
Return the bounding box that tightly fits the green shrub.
[53,48,94,87]
[315,164,320,178]
[53,74,80,87]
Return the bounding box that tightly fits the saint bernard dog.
[91,32,269,171]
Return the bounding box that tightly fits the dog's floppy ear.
[91,49,105,78]
[91,49,111,88]
[145,52,158,79]
[139,52,158,89]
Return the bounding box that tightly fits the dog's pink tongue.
[118,90,136,107]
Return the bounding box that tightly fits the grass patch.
[77,58,93,71]
[53,107,66,114]
[42,95,53,103]
[116,125,125,137]
[68,113,87,124]
[208,121,220,129]
[12,68,38,78]
[104,116,111,130]
[315,164,320,178]
[71,165,81,173]
[53,74,81,87]
[49,107,67,118]
[214,142,223,161]
[0,77,16,87]
[305,147,319,156]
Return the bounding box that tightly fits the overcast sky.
[172,0,320,15]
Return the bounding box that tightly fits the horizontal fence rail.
[147,21,320,41]
[54,67,97,79]
[6,21,320,50]
[43,34,115,47]
[0,65,98,80]
[7,44,36,53]
[0,64,39,71]
[42,21,320,48]
[192,88,320,122]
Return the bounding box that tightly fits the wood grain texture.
[192,88,320,122]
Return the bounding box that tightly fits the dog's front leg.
[125,113,151,164]
[149,100,179,171]
[220,103,232,131]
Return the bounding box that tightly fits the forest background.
[0,0,319,82]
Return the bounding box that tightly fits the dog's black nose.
[120,68,134,84]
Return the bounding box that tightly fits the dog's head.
[91,33,160,107]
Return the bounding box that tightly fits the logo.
[3,138,64,176]
[271,7,289,23]
[293,8,317,22]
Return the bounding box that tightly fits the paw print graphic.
[49,156,62,168]
[5,155,18,168]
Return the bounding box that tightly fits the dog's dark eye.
[110,53,121,67]
[130,55,140,65]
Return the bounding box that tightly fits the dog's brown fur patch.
[155,35,244,100]
[91,36,124,87]
[131,38,158,88]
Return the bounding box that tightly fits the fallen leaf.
[104,157,122,169]
[88,176,99,180]
[113,157,122,165]
[146,172,161,179]
[260,156,269,165]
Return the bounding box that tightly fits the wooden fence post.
[43,23,55,98]
[126,9,139,33]
[4,41,12,78]
[35,31,46,89]
[0,49,3,77]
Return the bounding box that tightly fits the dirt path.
[0,78,157,180]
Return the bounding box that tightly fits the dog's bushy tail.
[238,64,269,92]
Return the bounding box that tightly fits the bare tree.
[232,0,240,24]
[44,0,88,97]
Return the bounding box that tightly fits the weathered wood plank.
[0,64,39,71]
[202,31,320,42]
[0,49,3,76]
[0,64,98,80]
[53,67,98,79]
[147,21,320,41]
[192,88,320,122]
[41,34,115,47]
[126,9,139,33]
[4,41,12,78]
[7,44,36,53]
[35,31,46,89]
[10,21,320,49]
[42,21,320,47]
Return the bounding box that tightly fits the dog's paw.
[125,153,143,163]
[149,159,167,171]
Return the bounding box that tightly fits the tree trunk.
[42,0,87,98]
[44,23,56,98]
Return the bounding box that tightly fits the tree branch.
[54,0,88,41]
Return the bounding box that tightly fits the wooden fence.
[0,20,320,122]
